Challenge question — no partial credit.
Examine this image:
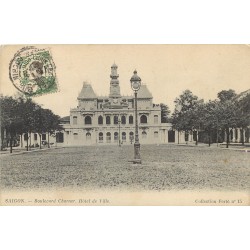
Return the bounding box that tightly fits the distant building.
[57,64,177,146]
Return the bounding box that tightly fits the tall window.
[73,116,77,125]
[154,115,158,124]
[142,131,147,139]
[235,128,238,141]
[154,131,159,138]
[129,115,133,124]
[106,132,111,143]
[140,115,147,124]
[230,130,233,141]
[42,134,46,140]
[106,116,111,125]
[24,133,28,141]
[99,132,103,142]
[121,115,126,124]
[34,133,38,141]
[73,133,78,140]
[114,132,118,141]
[56,132,64,143]
[122,132,126,141]
[114,115,118,124]
[85,116,92,125]
[129,132,134,142]
[98,116,103,125]
[86,132,91,140]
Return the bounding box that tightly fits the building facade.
[16,64,250,149]
[58,64,176,146]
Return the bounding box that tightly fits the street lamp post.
[130,70,142,164]
[118,115,121,147]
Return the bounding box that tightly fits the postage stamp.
[9,46,58,97]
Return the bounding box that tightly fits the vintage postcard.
[0,45,249,206]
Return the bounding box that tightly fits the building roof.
[111,62,118,68]
[60,116,70,123]
[78,82,97,99]
[137,85,153,99]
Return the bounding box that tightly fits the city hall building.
[18,64,250,148]
[57,64,175,146]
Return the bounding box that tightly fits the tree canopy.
[0,95,63,152]
[171,89,250,147]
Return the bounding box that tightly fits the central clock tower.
[109,63,121,98]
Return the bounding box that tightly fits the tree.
[0,94,63,152]
[21,98,39,151]
[216,100,238,148]
[190,101,206,145]
[0,96,24,153]
[217,89,236,102]
[41,109,63,148]
[32,107,63,149]
[216,89,248,148]
[200,101,220,147]
[171,90,203,144]
[160,103,171,123]
[236,93,250,145]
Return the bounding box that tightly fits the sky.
[1,44,250,117]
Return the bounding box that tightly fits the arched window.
[154,131,159,138]
[154,115,158,124]
[114,115,118,124]
[73,133,78,140]
[85,116,92,125]
[73,116,77,125]
[99,132,103,142]
[106,132,111,142]
[140,115,147,124]
[98,116,103,125]
[86,132,91,140]
[129,115,133,124]
[122,132,126,141]
[114,132,118,141]
[106,116,111,125]
[121,115,126,124]
[142,131,147,139]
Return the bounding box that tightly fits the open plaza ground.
[1,144,249,192]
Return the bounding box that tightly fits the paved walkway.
[175,142,250,152]
[1,143,250,157]
[0,146,64,157]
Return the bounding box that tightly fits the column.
[232,129,236,143]
[242,128,245,143]
[174,130,178,144]
[165,129,168,143]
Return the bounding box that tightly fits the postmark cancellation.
[9,46,58,97]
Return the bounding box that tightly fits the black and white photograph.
[0,45,249,205]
